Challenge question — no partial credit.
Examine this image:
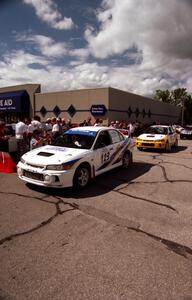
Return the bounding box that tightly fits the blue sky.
[1,0,192,97]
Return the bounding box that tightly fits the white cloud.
[2,46,192,97]
[69,48,90,59]
[23,0,74,30]
[86,0,192,60]
[82,0,192,95]
[1,0,192,97]
[16,34,68,58]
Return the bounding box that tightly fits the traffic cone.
[0,152,16,173]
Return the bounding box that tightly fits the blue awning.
[0,90,29,113]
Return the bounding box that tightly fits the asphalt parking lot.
[0,139,192,300]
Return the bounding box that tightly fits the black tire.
[122,151,132,168]
[165,141,171,152]
[137,147,143,151]
[73,164,90,189]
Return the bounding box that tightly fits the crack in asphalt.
[126,226,192,259]
[156,164,170,181]
[0,199,78,246]
[114,188,178,213]
[1,151,192,261]
[0,191,57,205]
[151,153,192,161]
[162,161,192,170]
[1,187,192,260]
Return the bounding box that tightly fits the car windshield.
[52,132,96,149]
[146,126,168,135]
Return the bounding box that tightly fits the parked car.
[136,125,178,152]
[17,126,134,189]
[173,125,184,134]
[180,125,192,139]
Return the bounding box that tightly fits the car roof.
[67,126,110,132]
[150,125,169,128]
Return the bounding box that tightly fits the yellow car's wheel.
[165,141,171,152]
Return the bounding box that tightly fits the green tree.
[184,95,192,124]
[170,88,187,106]
[154,89,171,103]
[154,88,192,124]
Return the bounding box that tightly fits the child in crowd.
[30,129,44,150]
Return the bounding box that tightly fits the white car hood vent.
[37,152,54,157]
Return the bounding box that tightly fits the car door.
[93,130,115,175]
[168,126,175,145]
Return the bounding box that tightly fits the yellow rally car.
[136,125,178,152]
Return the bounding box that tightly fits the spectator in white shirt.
[15,117,28,159]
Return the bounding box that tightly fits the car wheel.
[73,164,90,189]
[122,151,132,168]
[137,147,143,151]
[165,141,171,152]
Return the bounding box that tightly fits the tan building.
[35,87,180,125]
[0,84,181,125]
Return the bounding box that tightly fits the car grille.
[25,162,44,169]
[23,170,44,181]
[142,142,155,146]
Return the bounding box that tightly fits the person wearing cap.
[109,121,115,128]
[45,118,52,132]
[114,121,120,129]
[61,118,69,132]
[51,117,63,142]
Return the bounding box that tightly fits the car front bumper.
[136,140,166,149]
[17,162,74,188]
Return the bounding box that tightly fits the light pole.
[181,96,186,126]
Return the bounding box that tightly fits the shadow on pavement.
[138,145,187,153]
[26,161,153,199]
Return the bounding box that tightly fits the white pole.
[181,97,185,126]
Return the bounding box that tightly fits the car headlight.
[136,138,142,141]
[46,164,71,171]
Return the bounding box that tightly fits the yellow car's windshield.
[146,126,168,135]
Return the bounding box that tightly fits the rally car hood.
[22,145,89,166]
[138,133,166,140]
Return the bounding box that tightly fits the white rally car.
[17,126,134,189]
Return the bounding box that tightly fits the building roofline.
[38,86,109,95]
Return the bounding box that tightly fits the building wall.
[108,88,181,124]
[0,84,181,125]
[35,88,109,124]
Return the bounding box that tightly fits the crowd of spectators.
[0,115,152,161]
